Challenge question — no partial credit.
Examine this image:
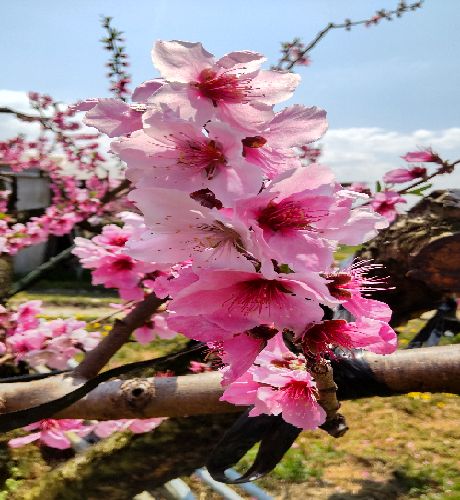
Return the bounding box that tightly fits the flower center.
[111,256,135,272]
[193,69,252,106]
[282,380,316,401]
[257,200,315,232]
[40,419,59,431]
[177,139,226,179]
[109,235,129,247]
[301,319,353,357]
[228,278,292,315]
[323,272,353,299]
[196,220,244,252]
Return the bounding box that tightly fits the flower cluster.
[77,40,396,430]
[349,148,446,222]
[8,417,165,449]
[73,212,177,344]
[0,300,100,369]
[0,92,128,255]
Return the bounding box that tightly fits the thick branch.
[72,292,166,380]
[1,345,458,421]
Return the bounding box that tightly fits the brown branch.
[72,292,166,380]
[1,345,458,421]
[0,106,48,124]
[397,158,459,195]
[311,360,348,438]
[275,1,424,71]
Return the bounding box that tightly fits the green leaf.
[406,183,432,196]
[375,181,382,192]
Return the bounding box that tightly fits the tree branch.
[72,292,166,380]
[275,1,424,71]
[0,345,458,422]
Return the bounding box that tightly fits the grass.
[2,287,459,499]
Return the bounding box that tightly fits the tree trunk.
[357,189,460,326]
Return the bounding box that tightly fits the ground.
[1,290,459,500]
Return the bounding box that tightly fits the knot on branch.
[121,378,154,411]
[311,360,348,438]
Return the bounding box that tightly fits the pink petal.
[152,40,214,82]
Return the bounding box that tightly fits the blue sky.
[1,0,459,185]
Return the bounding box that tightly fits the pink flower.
[220,325,279,384]
[92,418,164,438]
[241,105,328,179]
[133,314,177,344]
[325,260,392,323]
[299,318,396,357]
[222,336,326,430]
[84,99,143,138]
[235,165,386,273]
[149,40,300,130]
[169,269,328,334]
[383,166,426,184]
[189,361,212,373]
[402,150,440,163]
[252,370,325,430]
[9,419,89,449]
[370,191,406,222]
[113,110,263,205]
[126,188,255,271]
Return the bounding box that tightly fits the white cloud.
[1,90,459,191]
[0,90,41,139]
[321,127,460,191]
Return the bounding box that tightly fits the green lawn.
[1,289,459,499]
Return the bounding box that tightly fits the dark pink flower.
[370,191,406,222]
[402,150,440,163]
[383,166,426,184]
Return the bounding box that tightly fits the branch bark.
[357,189,460,326]
[1,345,458,420]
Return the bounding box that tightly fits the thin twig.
[275,1,424,71]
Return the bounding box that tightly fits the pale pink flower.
[113,110,263,205]
[84,98,143,137]
[149,40,300,130]
[126,187,255,271]
[241,105,328,179]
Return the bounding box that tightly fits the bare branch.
[275,1,424,71]
[1,345,458,422]
[72,292,166,380]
